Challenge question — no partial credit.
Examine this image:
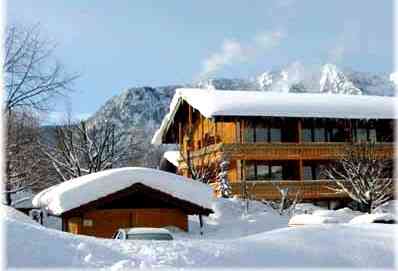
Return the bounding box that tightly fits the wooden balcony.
[190,142,393,161]
[211,180,348,201]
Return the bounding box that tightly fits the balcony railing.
[210,180,348,201]
[189,142,393,161]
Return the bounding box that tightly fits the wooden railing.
[210,180,348,201]
[189,142,393,161]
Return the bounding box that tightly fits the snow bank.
[5,212,126,268]
[289,207,363,226]
[185,197,290,239]
[6,214,395,269]
[32,167,213,215]
[0,204,36,225]
[152,88,396,144]
[289,214,338,226]
[293,203,326,214]
[374,200,397,214]
[349,213,395,224]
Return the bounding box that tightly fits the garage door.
[79,208,188,238]
[81,209,131,238]
[133,208,188,231]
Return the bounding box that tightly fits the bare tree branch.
[4,23,78,114]
[324,142,393,213]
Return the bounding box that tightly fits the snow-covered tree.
[324,142,393,213]
[263,183,301,216]
[216,159,232,198]
[42,119,140,182]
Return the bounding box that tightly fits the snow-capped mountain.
[254,64,395,95]
[88,64,396,167]
[89,85,180,132]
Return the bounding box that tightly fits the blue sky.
[7,1,393,122]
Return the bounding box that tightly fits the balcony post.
[188,106,192,131]
[299,159,304,180]
[297,118,302,143]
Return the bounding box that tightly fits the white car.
[113,227,174,240]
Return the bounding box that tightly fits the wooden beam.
[297,118,302,143]
[235,118,240,143]
[201,114,204,147]
[241,119,245,144]
[178,122,182,146]
[188,105,192,131]
[299,159,304,180]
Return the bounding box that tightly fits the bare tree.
[4,23,78,114]
[4,111,51,205]
[262,183,302,216]
[179,129,219,184]
[324,142,393,213]
[43,119,140,182]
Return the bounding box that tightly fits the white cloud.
[201,40,245,78]
[199,30,286,78]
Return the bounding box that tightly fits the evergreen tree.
[217,160,232,198]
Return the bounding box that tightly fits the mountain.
[88,64,396,167]
[88,85,181,132]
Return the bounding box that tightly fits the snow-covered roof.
[163,151,181,167]
[124,227,172,235]
[152,88,396,145]
[32,167,213,215]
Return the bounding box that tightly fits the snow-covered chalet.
[152,88,395,208]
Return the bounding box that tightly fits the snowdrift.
[5,208,395,269]
[0,204,36,225]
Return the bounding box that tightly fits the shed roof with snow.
[32,167,213,216]
[152,88,396,145]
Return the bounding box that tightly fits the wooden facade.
[161,101,395,202]
[60,183,212,238]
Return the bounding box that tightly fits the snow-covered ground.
[4,199,396,269]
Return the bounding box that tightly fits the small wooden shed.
[33,167,213,238]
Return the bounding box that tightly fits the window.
[314,128,325,142]
[256,125,268,142]
[244,161,284,181]
[303,166,313,180]
[369,129,377,142]
[329,127,339,141]
[356,128,367,142]
[244,123,255,143]
[83,219,93,227]
[302,128,312,142]
[257,164,269,179]
[270,128,281,142]
[270,166,283,180]
[315,165,325,179]
[245,162,256,180]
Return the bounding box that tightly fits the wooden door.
[67,217,82,234]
